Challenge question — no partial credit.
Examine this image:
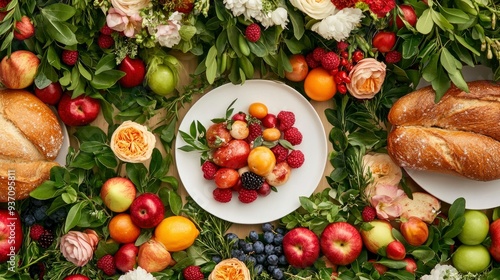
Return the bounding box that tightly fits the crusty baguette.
[0,160,59,201]
[388,80,500,141]
[387,126,500,181]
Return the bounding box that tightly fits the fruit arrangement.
[180,100,306,204]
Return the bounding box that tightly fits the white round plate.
[175,80,328,224]
[50,107,70,166]
[405,65,497,209]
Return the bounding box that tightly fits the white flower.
[420,264,461,280]
[243,0,263,20]
[150,12,182,48]
[271,7,288,28]
[289,0,336,20]
[119,266,156,280]
[311,8,363,41]
[224,0,247,17]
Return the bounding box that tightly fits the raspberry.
[286,150,305,168]
[213,188,232,203]
[246,122,262,143]
[321,52,341,71]
[61,50,78,66]
[362,206,377,222]
[97,254,116,276]
[100,24,113,35]
[183,265,204,280]
[38,230,54,249]
[283,127,302,146]
[238,189,258,203]
[305,53,320,69]
[337,41,349,51]
[97,34,114,49]
[201,161,218,180]
[270,144,289,162]
[385,50,402,64]
[277,111,295,131]
[312,47,326,62]
[29,224,45,241]
[245,23,261,43]
[241,171,264,190]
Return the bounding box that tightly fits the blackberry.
[241,172,264,190]
[38,230,54,249]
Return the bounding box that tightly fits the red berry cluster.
[200,106,306,204]
[305,42,365,94]
[29,224,55,249]
[97,24,115,49]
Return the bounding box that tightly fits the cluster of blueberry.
[221,223,289,279]
[21,198,67,228]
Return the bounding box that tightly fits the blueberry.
[264,244,275,255]
[225,233,239,247]
[267,254,279,266]
[263,231,274,244]
[33,205,48,221]
[262,223,274,232]
[231,249,243,258]
[253,241,264,254]
[254,264,264,275]
[255,254,266,264]
[272,268,284,279]
[23,214,36,227]
[249,230,259,242]
[212,255,222,263]
[267,265,278,273]
[31,199,43,207]
[275,227,286,235]
[273,234,284,245]
[237,253,247,262]
[242,242,253,253]
[247,255,256,265]
[278,255,288,265]
[238,239,247,249]
[274,245,283,255]
[55,208,67,220]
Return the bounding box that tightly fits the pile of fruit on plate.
[0,0,499,280]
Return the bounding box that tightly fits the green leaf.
[431,10,454,31]
[227,25,243,58]
[0,20,12,36]
[0,32,13,52]
[91,70,125,89]
[299,196,317,213]
[287,2,305,40]
[431,65,451,102]
[454,34,481,56]
[64,201,87,233]
[439,7,470,24]
[96,152,118,169]
[41,3,76,22]
[30,181,59,200]
[61,187,78,204]
[401,35,421,59]
[149,149,166,178]
[449,71,469,93]
[69,152,96,170]
[422,53,440,82]
[95,54,117,75]
[448,197,466,221]
[440,48,461,74]
[168,190,182,215]
[205,45,217,84]
[416,9,434,34]
[44,19,78,45]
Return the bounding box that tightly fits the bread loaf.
[0,89,63,201]
[387,80,500,181]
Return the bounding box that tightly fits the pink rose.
[346,58,386,99]
[60,230,99,267]
[369,184,406,220]
[106,8,142,38]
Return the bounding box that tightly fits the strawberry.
[277,111,295,131]
[213,188,232,203]
[286,150,305,168]
[182,265,204,280]
[61,50,78,66]
[29,224,45,241]
[201,161,218,180]
[97,254,116,276]
[385,50,402,64]
[362,206,376,222]
[97,34,114,49]
[245,23,261,43]
[238,189,258,203]
[321,52,340,71]
[283,127,303,146]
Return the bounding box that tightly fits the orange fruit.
[262,128,281,141]
[109,213,141,244]
[247,146,276,176]
[304,67,337,101]
[155,216,200,252]
[248,102,268,119]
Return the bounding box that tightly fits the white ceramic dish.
[175,80,328,224]
[52,107,70,166]
[405,65,497,209]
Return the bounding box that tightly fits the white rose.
[363,152,402,187]
[311,8,363,41]
[271,7,289,28]
[111,0,150,16]
[110,121,156,163]
[346,58,387,99]
[289,0,336,20]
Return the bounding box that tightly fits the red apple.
[129,193,165,228]
[212,139,250,169]
[138,238,172,273]
[320,222,363,266]
[57,93,100,126]
[372,31,396,53]
[489,219,500,262]
[114,243,139,273]
[14,16,35,40]
[368,259,388,275]
[34,82,63,105]
[400,216,429,246]
[282,227,320,268]
[0,50,40,89]
[403,257,417,274]
[360,220,395,254]
[0,209,23,264]
[206,123,232,148]
[386,240,406,260]
[100,177,137,213]
[119,56,146,88]
[63,274,90,280]
[395,5,417,29]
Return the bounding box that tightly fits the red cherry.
[372,31,397,53]
[261,114,277,128]
[118,56,146,88]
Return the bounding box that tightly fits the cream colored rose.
[289,0,336,20]
[111,0,150,16]
[346,58,386,99]
[60,230,99,267]
[363,152,402,193]
[110,121,156,163]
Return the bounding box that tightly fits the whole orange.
[248,102,268,119]
[155,216,200,252]
[247,146,276,176]
[304,68,337,101]
[109,213,141,244]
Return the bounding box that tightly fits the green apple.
[452,244,490,273]
[457,210,489,245]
